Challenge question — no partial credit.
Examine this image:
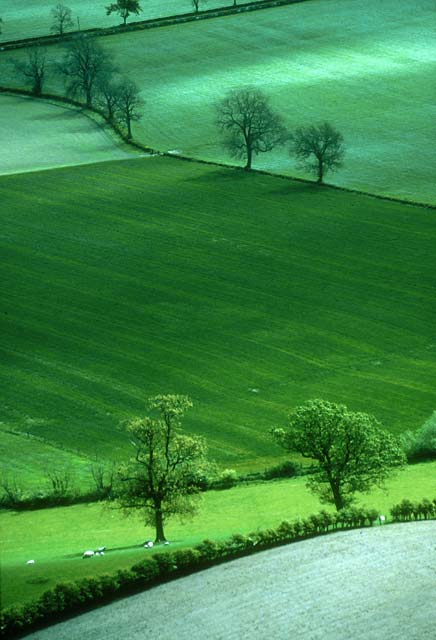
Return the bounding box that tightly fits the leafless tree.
[45,468,73,497]
[96,74,122,121]
[50,3,74,35]
[216,87,288,170]
[14,47,47,96]
[91,462,116,498]
[58,35,114,108]
[115,78,143,139]
[191,0,206,13]
[290,121,345,184]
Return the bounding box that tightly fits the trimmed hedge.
[1,499,435,638]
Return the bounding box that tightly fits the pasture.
[1,461,435,608]
[0,94,139,176]
[0,0,248,42]
[1,155,435,487]
[1,0,435,202]
[21,522,436,640]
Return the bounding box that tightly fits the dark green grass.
[1,156,435,484]
[1,461,435,608]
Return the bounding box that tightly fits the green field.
[1,461,435,608]
[0,94,139,176]
[1,0,434,202]
[1,155,435,487]
[0,0,238,42]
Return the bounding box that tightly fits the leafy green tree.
[106,0,142,25]
[216,87,288,170]
[290,121,345,184]
[117,395,208,543]
[50,3,74,35]
[271,399,405,510]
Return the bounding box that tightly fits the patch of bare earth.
[25,522,436,640]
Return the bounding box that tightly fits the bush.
[402,412,436,461]
[263,460,301,479]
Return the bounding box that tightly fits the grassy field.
[1,0,434,202]
[1,461,435,608]
[24,523,436,640]
[1,155,435,486]
[0,94,139,176]
[0,0,248,42]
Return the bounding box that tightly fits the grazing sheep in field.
[26,560,35,565]
[82,550,95,559]
[97,546,106,553]
[144,540,154,548]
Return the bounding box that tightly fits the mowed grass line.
[1,461,435,609]
[1,155,436,482]
[2,0,434,202]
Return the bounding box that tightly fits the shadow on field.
[183,167,253,184]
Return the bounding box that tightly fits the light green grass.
[1,461,435,608]
[0,0,247,42]
[2,0,434,202]
[0,94,139,176]
[1,155,435,486]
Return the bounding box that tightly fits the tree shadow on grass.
[182,166,254,184]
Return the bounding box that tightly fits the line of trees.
[216,87,345,182]
[12,36,144,139]
[113,395,407,542]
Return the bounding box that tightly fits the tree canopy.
[58,35,114,108]
[290,121,345,184]
[216,87,288,170]
[117,395,208,543]
[272,399,405,510]
[106,0,142,25]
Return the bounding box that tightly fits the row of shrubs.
[2,498,434,638]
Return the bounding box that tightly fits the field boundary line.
[0,0,313,50]
[1,86,434,210]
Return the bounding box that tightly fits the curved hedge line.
[1,498,435,638]
[1,87,434,211]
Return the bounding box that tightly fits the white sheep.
[26,560,35,565]
[144,540,154,548]
[82,550,95,559]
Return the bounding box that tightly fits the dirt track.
[25,522,436,640]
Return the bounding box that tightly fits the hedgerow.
[1,499,434,638]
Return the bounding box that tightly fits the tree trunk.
[126,115,132,139]
[317,158,323,184]
[245,143,252,171]
[154,507,166,543]
[330,481,344,511]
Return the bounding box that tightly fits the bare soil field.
[24,522,436,640]
[0,94,139,176]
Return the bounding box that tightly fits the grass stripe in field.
[1,155,435,485]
